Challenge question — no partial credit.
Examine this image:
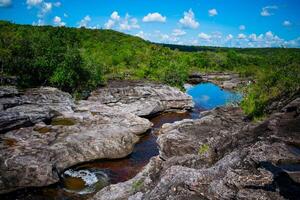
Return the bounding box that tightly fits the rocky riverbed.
[1,77,299,200]
[0,82,193,195]
[91,98,300,200]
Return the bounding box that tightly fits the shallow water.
[186,82,243,110]
[1,83,243,200]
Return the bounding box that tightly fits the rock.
[157,106,247,161]
[188,73,202,84]
[88,82,194,117]
[91,98,300,200]
[0,101,152,194]
[0,86,18,98]
[188,72,250,90]
[0,87,75,133]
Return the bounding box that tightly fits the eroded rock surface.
[0,86,153,194]
[88,82,194,116]
[91,98,300,200]
[188,72,250,90]
[0,87,75,133]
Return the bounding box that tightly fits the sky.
[0,0,300,48]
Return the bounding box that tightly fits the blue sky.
[1,0,300,47]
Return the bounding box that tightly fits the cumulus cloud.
[283,20,292,27]
[53,16,66,26]
[32,19,44,26]
[226,34,233,41]
[208,9,218,17]
[238,33,246,39]
[198,33,211,40]
[78,15,91,28]
[26,0,43,7]
[0,0,12,7]
[143,12,166,23]
[239,25,246,31]
[172,29,186,37]
[119,14,140,31]
[111,11,120,21]
[104,12,140,31]
[38,2,52,17]
[261,5,278,17]
[179,9,199,29]
[135,31,148,40]
[104,19,115,29]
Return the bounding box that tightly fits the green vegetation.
[198,144,210,155]
[1,21,299,118]
[131,179,144,192]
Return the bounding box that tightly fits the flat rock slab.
[0,86,154,194]
[88,82,194,117]
[0,87,75,133]
[188,72,251,90]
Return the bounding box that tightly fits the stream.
[2,82,242,200]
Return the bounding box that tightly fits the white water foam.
[64,169,98,186]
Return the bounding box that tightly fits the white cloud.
[119,14,140,31]
[78,15,91,28]
[208,9,218,17]
[226,34,233,41]
[238,33,246,39]
[111,11,120,21]
[248,33,257,41]
[143,12,166,23]
[261,5,278,17]
[0,0,11,7]
[32,19,44,26]
[198,33,211,40]
[283,20,292,27]
[104,12,140,31]
[239,25,246,31]
[135,31,147,39]
[53,1,61,7]
[64,13,68,18]
[53,16,66,26]
[172,29,186,37]
[179,9,199,29]
[104,19,115,29]
[26,0,43,7]
[38,2,52,17]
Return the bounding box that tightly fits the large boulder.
[0,101,152,194]
[0,87,75,133]
[91,98,300,200]
[88,82,194,117]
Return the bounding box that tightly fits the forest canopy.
[0,21,299,118]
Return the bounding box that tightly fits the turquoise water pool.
[186,82,243,110]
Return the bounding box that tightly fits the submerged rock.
[88,82,194,117]
[91,98,300,200]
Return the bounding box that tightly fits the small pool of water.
[186,82,243,110]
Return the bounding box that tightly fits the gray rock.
[91,98,300,200]
[0,87,75,133]
[0,86,18,98]
[0,102,152,194]
[188,72,251,90]
[88,82,194,116]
